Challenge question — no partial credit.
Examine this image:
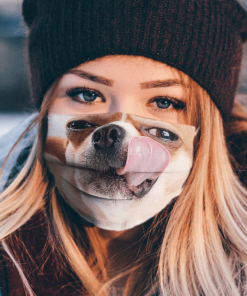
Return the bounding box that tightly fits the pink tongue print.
[116,137,170,187]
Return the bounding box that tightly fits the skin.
[48,55,188,284]
[49,55,187,124]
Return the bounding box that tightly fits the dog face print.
[45,113,195,230]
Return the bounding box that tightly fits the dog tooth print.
[45,113,195,230]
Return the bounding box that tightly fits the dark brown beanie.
[22,0,247,119]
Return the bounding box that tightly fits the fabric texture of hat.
[22,0,247,119]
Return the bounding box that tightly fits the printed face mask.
[44,113,195,231]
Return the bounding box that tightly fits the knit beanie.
[22,0,247,119]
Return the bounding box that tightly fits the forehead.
[62,55,183,83]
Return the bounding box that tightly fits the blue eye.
[77,90,98,102]
[66,88,102,103]
[155,99,171,109]
[153,97,185,110]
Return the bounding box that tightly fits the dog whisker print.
[44,113,195,230]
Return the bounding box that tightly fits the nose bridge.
[108,92,139,115]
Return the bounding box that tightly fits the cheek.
[176,112,187,125]
[48,98,72,115]
[139,108,187,125]
[158,112,187,125]
[49,97,112,116]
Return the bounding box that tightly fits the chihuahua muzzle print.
[45,113,195,230]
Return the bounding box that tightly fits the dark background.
[0,0,247,113]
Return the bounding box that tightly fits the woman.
[1,0,247,295]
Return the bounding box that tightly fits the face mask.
[45,113,195,231]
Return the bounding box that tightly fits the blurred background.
[0,0,247,137]
[0,0,34,137]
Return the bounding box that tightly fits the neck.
[85,222,148,286]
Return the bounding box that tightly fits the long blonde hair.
[1,70,247,296]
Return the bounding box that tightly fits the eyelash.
[66,87,104,104]
[149,96,185,113]
[66,87,186,111]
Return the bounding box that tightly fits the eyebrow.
[67,69,183,89]
[140,79,183,89]
[67,69,114,86]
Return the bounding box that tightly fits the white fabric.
[45,113,195,230]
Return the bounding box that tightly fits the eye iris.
[156,99,170,109]
[79,91,97,102]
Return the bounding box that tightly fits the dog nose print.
[92,124,126,149]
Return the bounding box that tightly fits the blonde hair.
[1,71,247,296]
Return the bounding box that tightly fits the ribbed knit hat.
[22,0,247,119]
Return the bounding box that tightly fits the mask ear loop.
[36,112,48,169]
[40,112,58,212]
[192,125,201,162]
[195,126,200,136]
[44,113,49,121]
